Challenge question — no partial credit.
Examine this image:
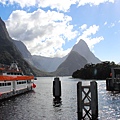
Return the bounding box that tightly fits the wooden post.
[111,68,115,83]
[77,82,82,119]
[90,81,98,119]
[77,81,98,120]
[106,78,114,91]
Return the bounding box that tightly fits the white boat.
[0,62,36,100]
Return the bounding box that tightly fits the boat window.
[18,73,22,75]
[17,81,26,84]
[0,82,11,87]
[11,72,13,75]
[0,83,3,86]
[27,80,31,83]
[7,82,11,86]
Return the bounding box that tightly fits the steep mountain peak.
[0,17,5,26]
[72,39,90,54]
[72,39,101,64]
[0,17,11,40]
[78,39,88,45]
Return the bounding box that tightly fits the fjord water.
[0,77,120,120]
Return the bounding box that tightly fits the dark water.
[0,77,120,120]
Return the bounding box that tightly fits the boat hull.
[0,86,33,101]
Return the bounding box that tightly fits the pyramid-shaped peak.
[72,39,90,53]
[72,39,101,64]
[77,39,88,47]
[78,39,86,43]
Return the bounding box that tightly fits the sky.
[0,0,120,63]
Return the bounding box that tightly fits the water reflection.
[53,98,62,107]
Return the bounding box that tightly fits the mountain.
[53,51,87,76]
[13,40,67,72]
[0,17,11,40]
[15,39,101,74]
[72,39,101,64]
[32,55,67,72]
[0,17,33,74]
[12,40,37,66]
[13,40,32,59]
[0,17,49,76]
[52,40,101,76]
[0,17,101,76]
[0,17,22,64]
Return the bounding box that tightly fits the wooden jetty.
[77,81,98,120]
[106,67,120,91]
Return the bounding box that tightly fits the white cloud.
[107,22,115,28]
[0,0,36,7]
[110,23,115,27]
[78,0,115,6]
[0,0,115,11]
[0,0,77,11]
[81,25,99,38]
[77,24,104,50]
[104,21,107,25]
[38,0,77,12]
[80,24,87,31]
[6,9,78,57]
[1,0,113,58]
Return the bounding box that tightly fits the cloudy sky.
[0,0,120,63]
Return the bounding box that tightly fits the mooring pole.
[53,77,61,99]
[77,81,98,120]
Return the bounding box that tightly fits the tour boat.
[0,62,36,100]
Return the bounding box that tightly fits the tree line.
[72,61,120,80]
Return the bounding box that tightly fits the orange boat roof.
[0,75,34,81]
